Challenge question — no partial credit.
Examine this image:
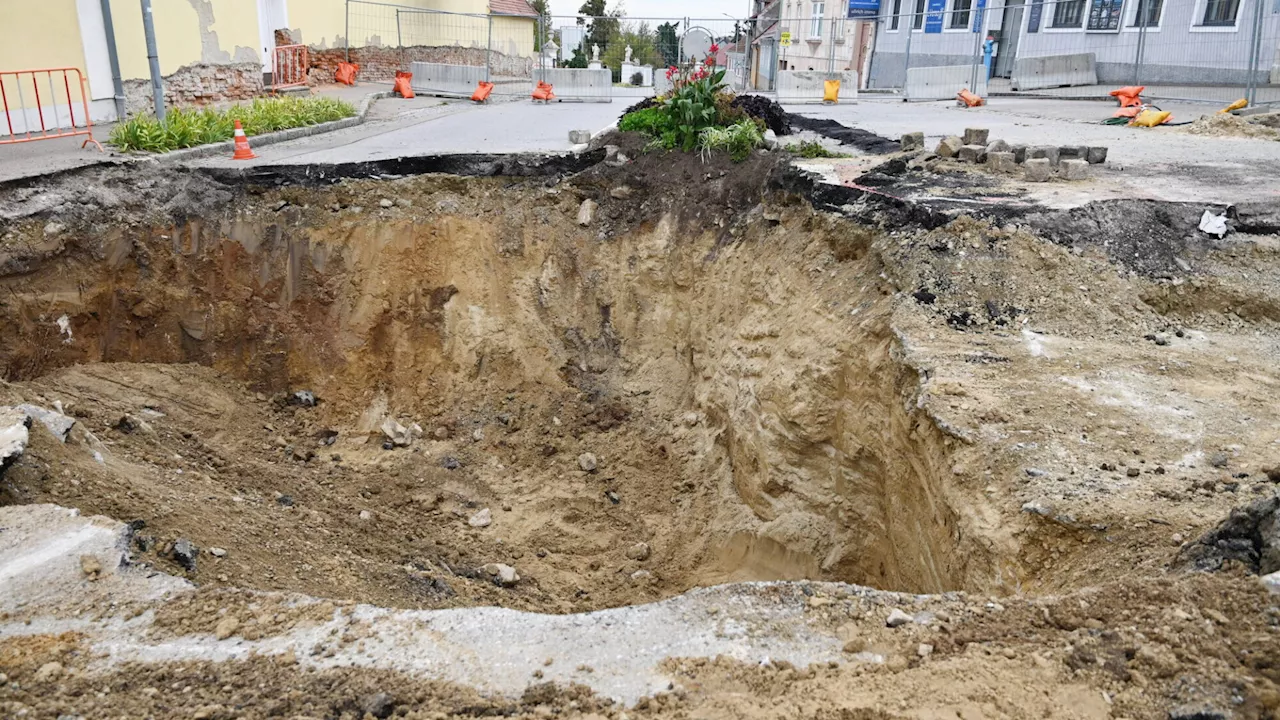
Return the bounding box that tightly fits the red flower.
[704,56,716,66]
[710,43,720,53]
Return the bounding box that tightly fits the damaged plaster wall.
[186,0,260,64]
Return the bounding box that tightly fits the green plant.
[662,45,727,152]
[619,107,673,136]
[698,120,763,162]
[109,96,356,153]
[789,141,851,159]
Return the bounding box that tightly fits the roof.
[489,0,539,17]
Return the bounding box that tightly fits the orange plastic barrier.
[531,81,555,102]
[957,88,984,107]
[0,67,102,151]
[1109,86,1145,107]
[393,71,415,98]
[335,62,359,85]
[471,81,494,103]
[272,44,309,90]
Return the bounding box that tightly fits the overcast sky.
[546,0,752,22]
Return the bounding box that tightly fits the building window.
[1086,0,1122,29]
[949,0,973,27]
[1201,0,1240,25]
[1051,0,1084,27]
[890,0,903,29]
[912,0,926,28]
[811,1,825,37]
[1130,0,1163,26]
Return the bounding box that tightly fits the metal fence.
[865,0,1280,105]
[342,1,757,98]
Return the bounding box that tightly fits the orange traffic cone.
[232,120,256,160]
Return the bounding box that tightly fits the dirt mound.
[732,94,791,136]
[1183,112,1280,140]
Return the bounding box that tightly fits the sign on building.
[924,0,946,32]
[780,31,792,46]
[847,0,880,18]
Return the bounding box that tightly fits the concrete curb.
[156,90,393,164]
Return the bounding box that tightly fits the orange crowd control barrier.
[0,67,102,151]
[272,45,310,91]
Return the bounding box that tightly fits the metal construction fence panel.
[272,45,310,90]
[343,2,758,99]
[865,0,1280,105]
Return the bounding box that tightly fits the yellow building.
[0,0,539,133]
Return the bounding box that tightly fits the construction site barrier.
[1011,54,1098,92]
[0,67,102,151]
[776,71,860,104]
[408,62,488,98]
[904,65,990,101]
[272,44,310,90]
[532,69,611,102]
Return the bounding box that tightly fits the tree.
[529,0,550,51]
[602,21,658,81]
[655,22,679,67]
[578,0,621,57]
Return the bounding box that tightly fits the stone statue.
[591,44,600,62]
[624,45,633,63]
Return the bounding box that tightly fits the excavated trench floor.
[2,144,1280,718]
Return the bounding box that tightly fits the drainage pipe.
[99,0,127,120]
[140,0,165,122]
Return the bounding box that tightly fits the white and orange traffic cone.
[232,120,256,160]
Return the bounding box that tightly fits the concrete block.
[1086,146,1108,164]
[901,132,925,152]
[568,129,593,143]
[958,144,987,163]
[1058,145,1086,161]
[987,138,1010,154]
[962,128,989,146]
[936,136,963,158]
[1011,53,1098,91]
[1011,144,1028,163]
[904,65,989,101]
[1028,145,1060,167]
[409,62,488,98]
[533,68,612,102]
[987,151,1017,174]
[1025,158,1051,182]
[1060,159,1089,181]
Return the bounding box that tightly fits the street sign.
[780,31,792,46]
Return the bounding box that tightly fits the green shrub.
[698,120,763,162]
[109,96,356,153]
[789,141,850,159]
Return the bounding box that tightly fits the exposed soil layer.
[2,155,1280,718]
[787,114,902,154]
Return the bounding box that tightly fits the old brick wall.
[122,62,266,116]
[310,45,534,83]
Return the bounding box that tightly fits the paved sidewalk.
[191,99,624,168]
[786,97,1280,207]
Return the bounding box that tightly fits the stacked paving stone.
[901,128,1107,183]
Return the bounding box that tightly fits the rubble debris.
[886,608,912,627]
[626,542,651,561]
[0,407,31,472]
[578,452,598,472]
[1060,159,1089,181]
[469,508,492,528]
[962,128,989,145]
[484,563,520,586]
[577,199,597,226]
[16,403,75,442]
[290,390,318,407]
[900,132,925,151]
[171,538,199,571]
[1175,493,1280,574]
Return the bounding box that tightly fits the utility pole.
[140,0,165,121]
